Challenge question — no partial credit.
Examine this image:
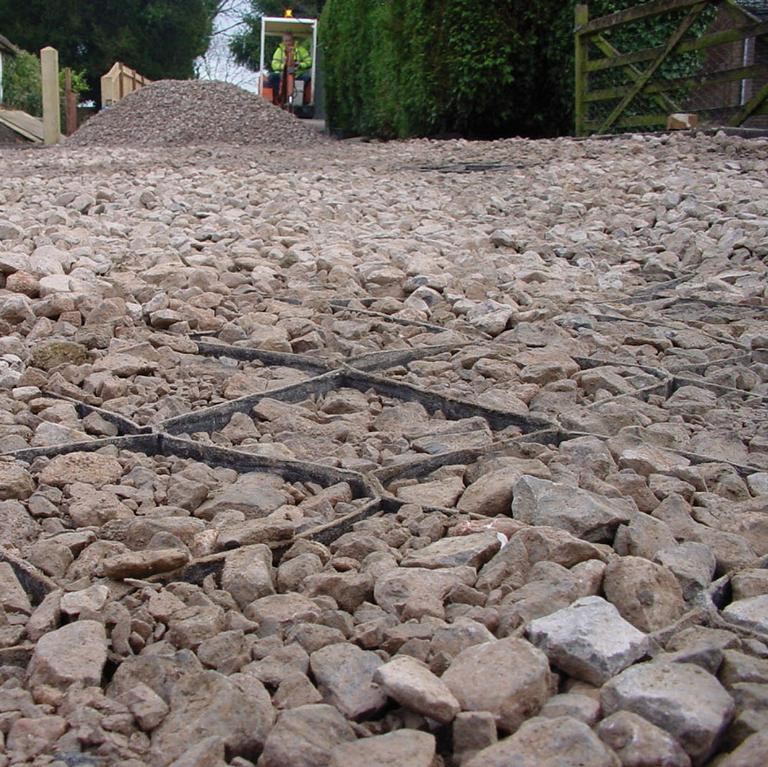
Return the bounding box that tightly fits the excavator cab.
[258,12,317,118]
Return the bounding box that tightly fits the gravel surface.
[66,80,325,147]
[0,129,767,766]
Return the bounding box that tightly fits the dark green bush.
[320,0,710,139]
[2,49,42,116]
[321,0,584,138]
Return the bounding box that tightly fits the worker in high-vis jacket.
[268,32,311,104]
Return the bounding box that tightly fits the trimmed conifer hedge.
[319,0,647,139]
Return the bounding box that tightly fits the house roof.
[0,34,20,56]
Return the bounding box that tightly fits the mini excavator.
[258,9,317,118]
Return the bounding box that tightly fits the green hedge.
[320,0,655,138]
[2,49,42,116]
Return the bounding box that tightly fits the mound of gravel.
[67,79,325,147]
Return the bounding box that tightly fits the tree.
[229,1,326,71]
[0,0,218,102]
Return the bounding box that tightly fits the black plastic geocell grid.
[8,433,383,588]
[158,365,555,444]
[373,424,768,522]
[567,375,768,473]
[0,393,152,455]
[347,340,670,404]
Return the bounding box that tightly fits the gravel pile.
[66,80,325,148]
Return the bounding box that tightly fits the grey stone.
[511,476,633,542]
[722,595,768,635]
[601,662,735,765]
[310,643,387,719]
[526,596,649,685]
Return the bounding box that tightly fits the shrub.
[320,0,704,139]
[2,49,42,115]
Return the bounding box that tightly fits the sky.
[196,0,258,92]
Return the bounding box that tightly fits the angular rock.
[397,476,466,508]
[721,595,768,635]
[122,681,171,731]
[511,476,633,542]
[717,731,768,767]
[457,469,519,516]
[538,693,601,726]
[303,571,373,613]
[99,548,190,579]
[374,566,476,619]
[603,556,685,632]
[373,654,460,723]
[151,670,274,764]
[7,715,68,761]
[601,662,734,765]
[329,730,436,767]
[39,451,123,487]
[310,642,387,719]
[526,596,649,685]
[258,703,356,767]
[465,715,620,767]
[60,583,110,615]
[196,472,289,519]
[596,710,691,767]
[28,620,107,688]
[0,561,32,614]
[453,710,499,763]
[168,736,227,767]
[654,542,717,601]
[244,593,320,628]
[221,544,275,609]
[401,532,501,569]
[442,637,555,732]
[0,462,34,500]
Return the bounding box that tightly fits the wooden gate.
[574,0,768,135]
[101,62,151,108]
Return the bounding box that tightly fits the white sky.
[196,0,258,92]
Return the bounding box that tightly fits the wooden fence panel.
[575,0,768,136]
[101,62,151,108]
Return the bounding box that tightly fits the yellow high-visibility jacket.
[272,43,311,75]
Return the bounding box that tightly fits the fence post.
[574,4,589,137]
[41,46,61,145]
[64,68,78,136]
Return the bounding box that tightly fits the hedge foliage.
[2,49,90,129]
[319,0,665,138]
[2,49,42,116]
